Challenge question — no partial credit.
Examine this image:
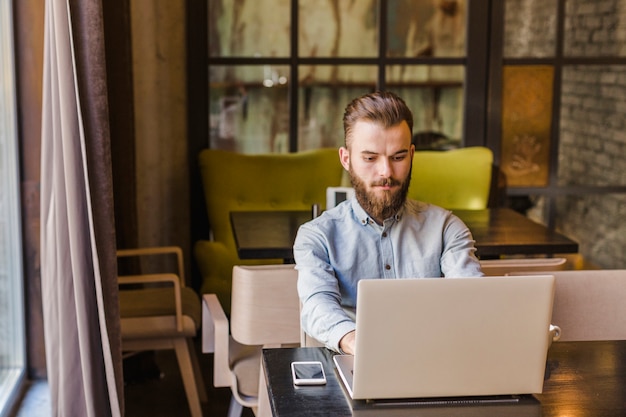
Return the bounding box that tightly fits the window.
[207,0,486,154]
[498,0,626,268]
[0,0,27,414]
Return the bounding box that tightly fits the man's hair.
[342,91,414,148]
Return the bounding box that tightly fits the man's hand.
[339,330,356,355]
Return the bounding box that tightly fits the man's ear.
[339,147,350,171]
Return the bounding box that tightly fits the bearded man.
[294,91,483,355]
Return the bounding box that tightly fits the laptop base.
[351,394,541,416]
[361,394,531,408]
[334,358,541,416]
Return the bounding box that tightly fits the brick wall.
[559,66,626,187]
[564,0,626,56]
[504,0,556,57]
[504,0,626,268]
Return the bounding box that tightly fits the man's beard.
[349,165,411,221]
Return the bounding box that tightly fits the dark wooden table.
[230,210,313,261]
[230,208,578,260]
[452,208,579,257]
[261,341,626,417]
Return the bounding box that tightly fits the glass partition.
[207,0,472,153]
[388,0,467,58]
[297,65,377,150]
[387,64,465,147]
[500,65,554,188]
[501,0,626,273]
[299,0,378,58]
[503,0,556,58]
[209,65,290,153]
[208,0,290,57]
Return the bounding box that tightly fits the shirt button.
[385,264,391,270]
[382,232,387,238]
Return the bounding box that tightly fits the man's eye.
[392,155,407,161]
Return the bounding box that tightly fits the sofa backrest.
[408,147,494,210]
[198,148,344,253]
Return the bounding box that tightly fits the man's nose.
[378,159,392,177]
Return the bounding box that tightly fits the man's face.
[339,120,414,223]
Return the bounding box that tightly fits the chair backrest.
[480,257,567,276]
[230,264,301,346]
[198,148,344,255]
[408,147,493,209]
[326,186,355,210]
[511,269,626,341]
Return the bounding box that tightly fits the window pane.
[298,65,377,150]
[558,65,626,186]
[564,0,626,57]
[299,0,378,57]
[503,0,557,58]
[387,65,465,147]
[500,66,554,188]
[388,0,466,58]
[0,0,26,411]
[208,0,290,57]
[209,65,290,153]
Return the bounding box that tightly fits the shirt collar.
[350,198,405,226]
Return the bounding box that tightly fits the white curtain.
[40,0,123,415]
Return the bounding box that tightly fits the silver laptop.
[334,275,556,402]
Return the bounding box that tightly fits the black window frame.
[191,0,491,153]
[486,0,626,228]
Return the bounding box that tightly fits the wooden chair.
[509,269,626,341]
[117,246,207,417]
[202,264,301,417]
[480,257,567,276]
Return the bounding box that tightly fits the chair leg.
[186,338,208,402]
[256,363,272,417]
[227,395,243,417]
[173,338,203,417]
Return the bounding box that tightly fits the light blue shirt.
[294,197,483,352]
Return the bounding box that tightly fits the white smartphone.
[291,361,327,386]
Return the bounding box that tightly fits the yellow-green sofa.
[409,147,494,210]
[194,148,344,312]
[195,146,493,311]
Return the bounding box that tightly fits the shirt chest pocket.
[401,254,443,278]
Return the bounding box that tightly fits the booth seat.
[195,148,344,312]
[409,146,494,210]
